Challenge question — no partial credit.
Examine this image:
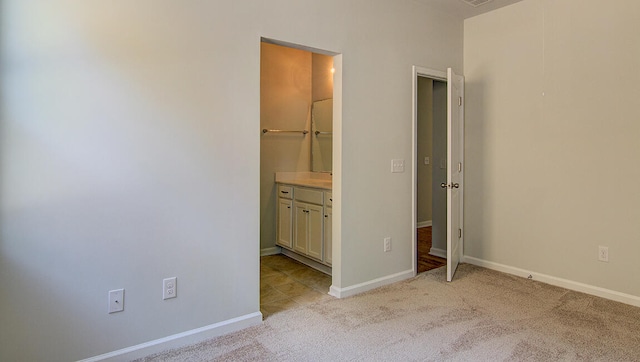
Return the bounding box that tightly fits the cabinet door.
[324,207,332,265]
[276,198,293,249]
[293,202,308,254]
[307,204,324,261]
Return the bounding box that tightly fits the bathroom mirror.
[311,98,333,172]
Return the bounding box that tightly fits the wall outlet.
[424,157,430,165]
[598,246,609,262]
[391,159,405,173]
[163,277,177,300]
[384,237,392,252]
[108,289,125,313]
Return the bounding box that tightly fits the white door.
[446,68,464,282]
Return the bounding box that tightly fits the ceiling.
[414,0,524,19]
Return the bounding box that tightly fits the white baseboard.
[463,256,640,308]
[329,269,413,299]
[429,247,446,259]
[260,246,281,256]
[78,312,263,362]
[417,220,432,228]
[280,248,332,275]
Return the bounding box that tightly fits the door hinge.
[458,228,462,238]
[458,96,462,107]
[458,162,462,172]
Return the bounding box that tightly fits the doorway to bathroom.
[259,38,342,318]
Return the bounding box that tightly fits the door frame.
[411,65,450,276]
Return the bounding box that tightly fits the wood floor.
[417,226,446,273]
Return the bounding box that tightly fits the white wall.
[464,0,640,299]
[334,1,462,288]
[0,2,263,361]
[0,0,462,360]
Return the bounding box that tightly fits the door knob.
[440,183,448,189]
[452,183,460,188]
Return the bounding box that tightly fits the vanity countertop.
[275,172,332,190]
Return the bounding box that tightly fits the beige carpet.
[135,264,640,361]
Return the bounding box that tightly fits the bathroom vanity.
[275,172,332,273]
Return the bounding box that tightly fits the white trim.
[260,247,281,256]
[78,312,263,362]
[328,269,413,298]
[429,247,446,259]
[415,66,448,81]
[331,54,343,293]
[463,256,640,308]
[417,220,432,228]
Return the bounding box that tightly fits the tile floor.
[260,254,333,319]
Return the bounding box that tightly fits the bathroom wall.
[311,53,334,173]
[260,43,312,251]
[260,44,333,252]
[312,53,333,102]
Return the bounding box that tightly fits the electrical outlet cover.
[163,277,177,300]
[391,159,405,173]
[108,289,124,313]
[598,246,609,262]
[384,237,392,252]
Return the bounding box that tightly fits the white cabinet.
[277,198,293,248]
[293,202,308,254]
[276,185,293,249]
[276,184,331,266]
[293,202,323,261]
[307,203,324,260]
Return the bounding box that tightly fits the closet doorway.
[412,66,465,280]
[415,73,448,274]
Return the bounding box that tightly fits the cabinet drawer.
[278,185,293,199]
[324,192,332,207]
[295,187,323,205]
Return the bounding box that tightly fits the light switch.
[424,157,430,165]
[391,159,405,173]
